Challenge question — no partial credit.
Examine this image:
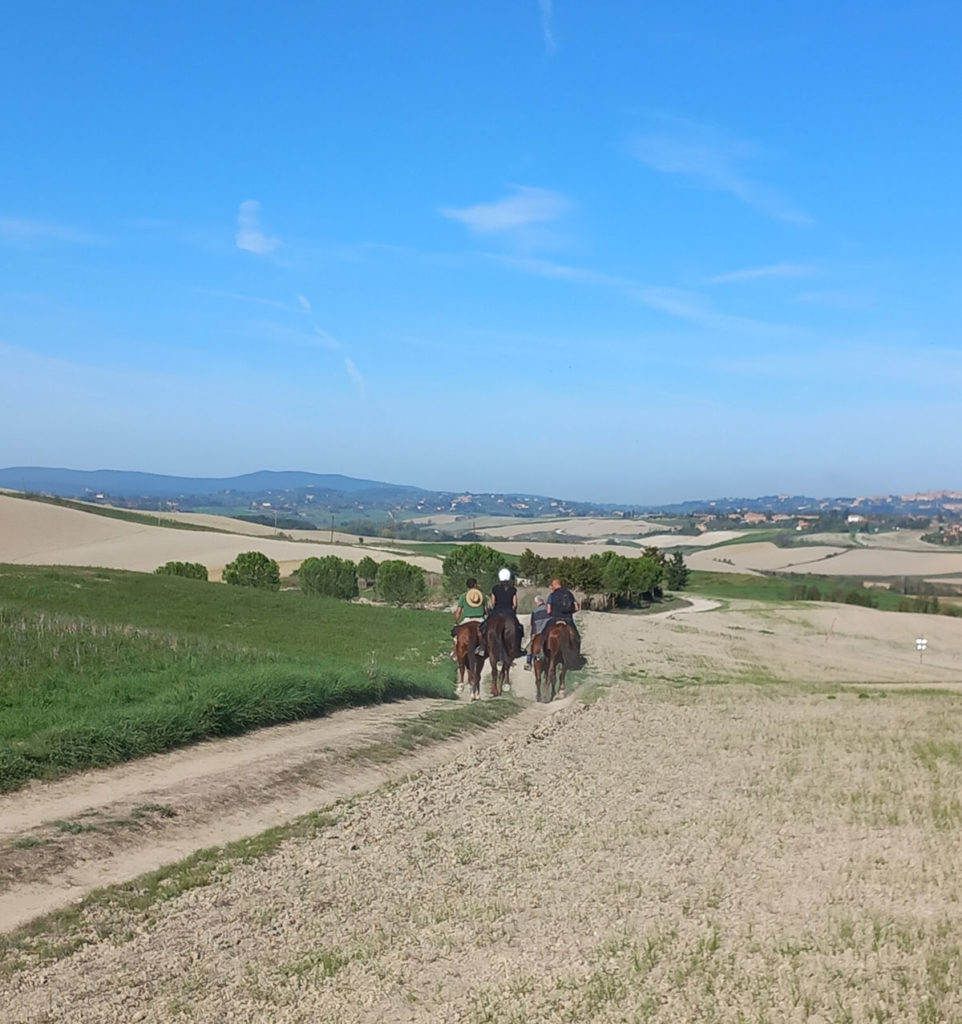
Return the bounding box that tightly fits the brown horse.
[539,620,580,702]
[483,614,521,697]
[454,620,485,701]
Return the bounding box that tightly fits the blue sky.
[2,1,960,504]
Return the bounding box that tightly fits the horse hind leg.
[488,655,500,698]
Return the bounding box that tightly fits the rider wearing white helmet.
[488,567,525,657]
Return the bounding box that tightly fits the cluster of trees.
[897,595,960,616]
[516,546,690,605]
[922,529,962,546]
[441,543,505,596]
[788,583,878,607]
[154,560,208,581]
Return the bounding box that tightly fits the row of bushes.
[155,553,427,606]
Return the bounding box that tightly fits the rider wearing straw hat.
[451,577,486,658]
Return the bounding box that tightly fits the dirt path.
[0,679,568,933]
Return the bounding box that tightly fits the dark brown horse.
[483,614,521,697]
[454,620,485,701]
[538,620,580,702]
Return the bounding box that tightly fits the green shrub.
[222,551,280,590]
[357,556,379,585]
[297,555,358,599]
[154,561,208,581]
[665,552,690,590]
[376,560,427,606]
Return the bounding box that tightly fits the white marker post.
[916,637,928,664]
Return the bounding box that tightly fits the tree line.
[517,546,690,605]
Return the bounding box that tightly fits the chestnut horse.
[454,620,485,701]
[536,620,580,702]
[483,614,521,697]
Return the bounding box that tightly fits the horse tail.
[561,623,577,667]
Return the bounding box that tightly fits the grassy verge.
[350,698,522,762]
[0,699,524,977]
[0,565,455,791]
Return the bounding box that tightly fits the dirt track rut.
[0,683,565,933]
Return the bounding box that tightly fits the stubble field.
[4,601,962,1022]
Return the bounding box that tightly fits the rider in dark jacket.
[546,577,583,661]
[488,567,525,657]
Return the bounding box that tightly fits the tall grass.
[0,566,455,791]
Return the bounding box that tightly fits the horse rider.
[546,577,584,661]
[488,567,525,657]
[451,577,486,659]
[525,595,550,669]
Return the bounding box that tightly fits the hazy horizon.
[1,463,957,511]
[2,3,960,505]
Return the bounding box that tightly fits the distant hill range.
[0,467,959,523]
[0,467,409,499]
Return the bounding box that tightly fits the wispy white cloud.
[291,292,351,360]
[0,217,103,245]
[344,356,365,394]
[235,199,281,255]
[710,263,814,284]
[441,186,569,235]
[498,255,784,335]
[632,117,812,225]
[538,0,556,52]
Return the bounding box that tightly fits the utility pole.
[330,514,335,544]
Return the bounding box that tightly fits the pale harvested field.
[686,539,962,578]
[159,510,362,546]
[686,541,847,574]
[5,602,962,1021]
[807,546,962,577]
[0,495,444,578]
[630,529,750,548]
[484,540,653,560]
[797,530,956,554]
[480,517,663,539]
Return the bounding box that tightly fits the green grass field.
[0,565,454,792]
[688,569,906,610]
